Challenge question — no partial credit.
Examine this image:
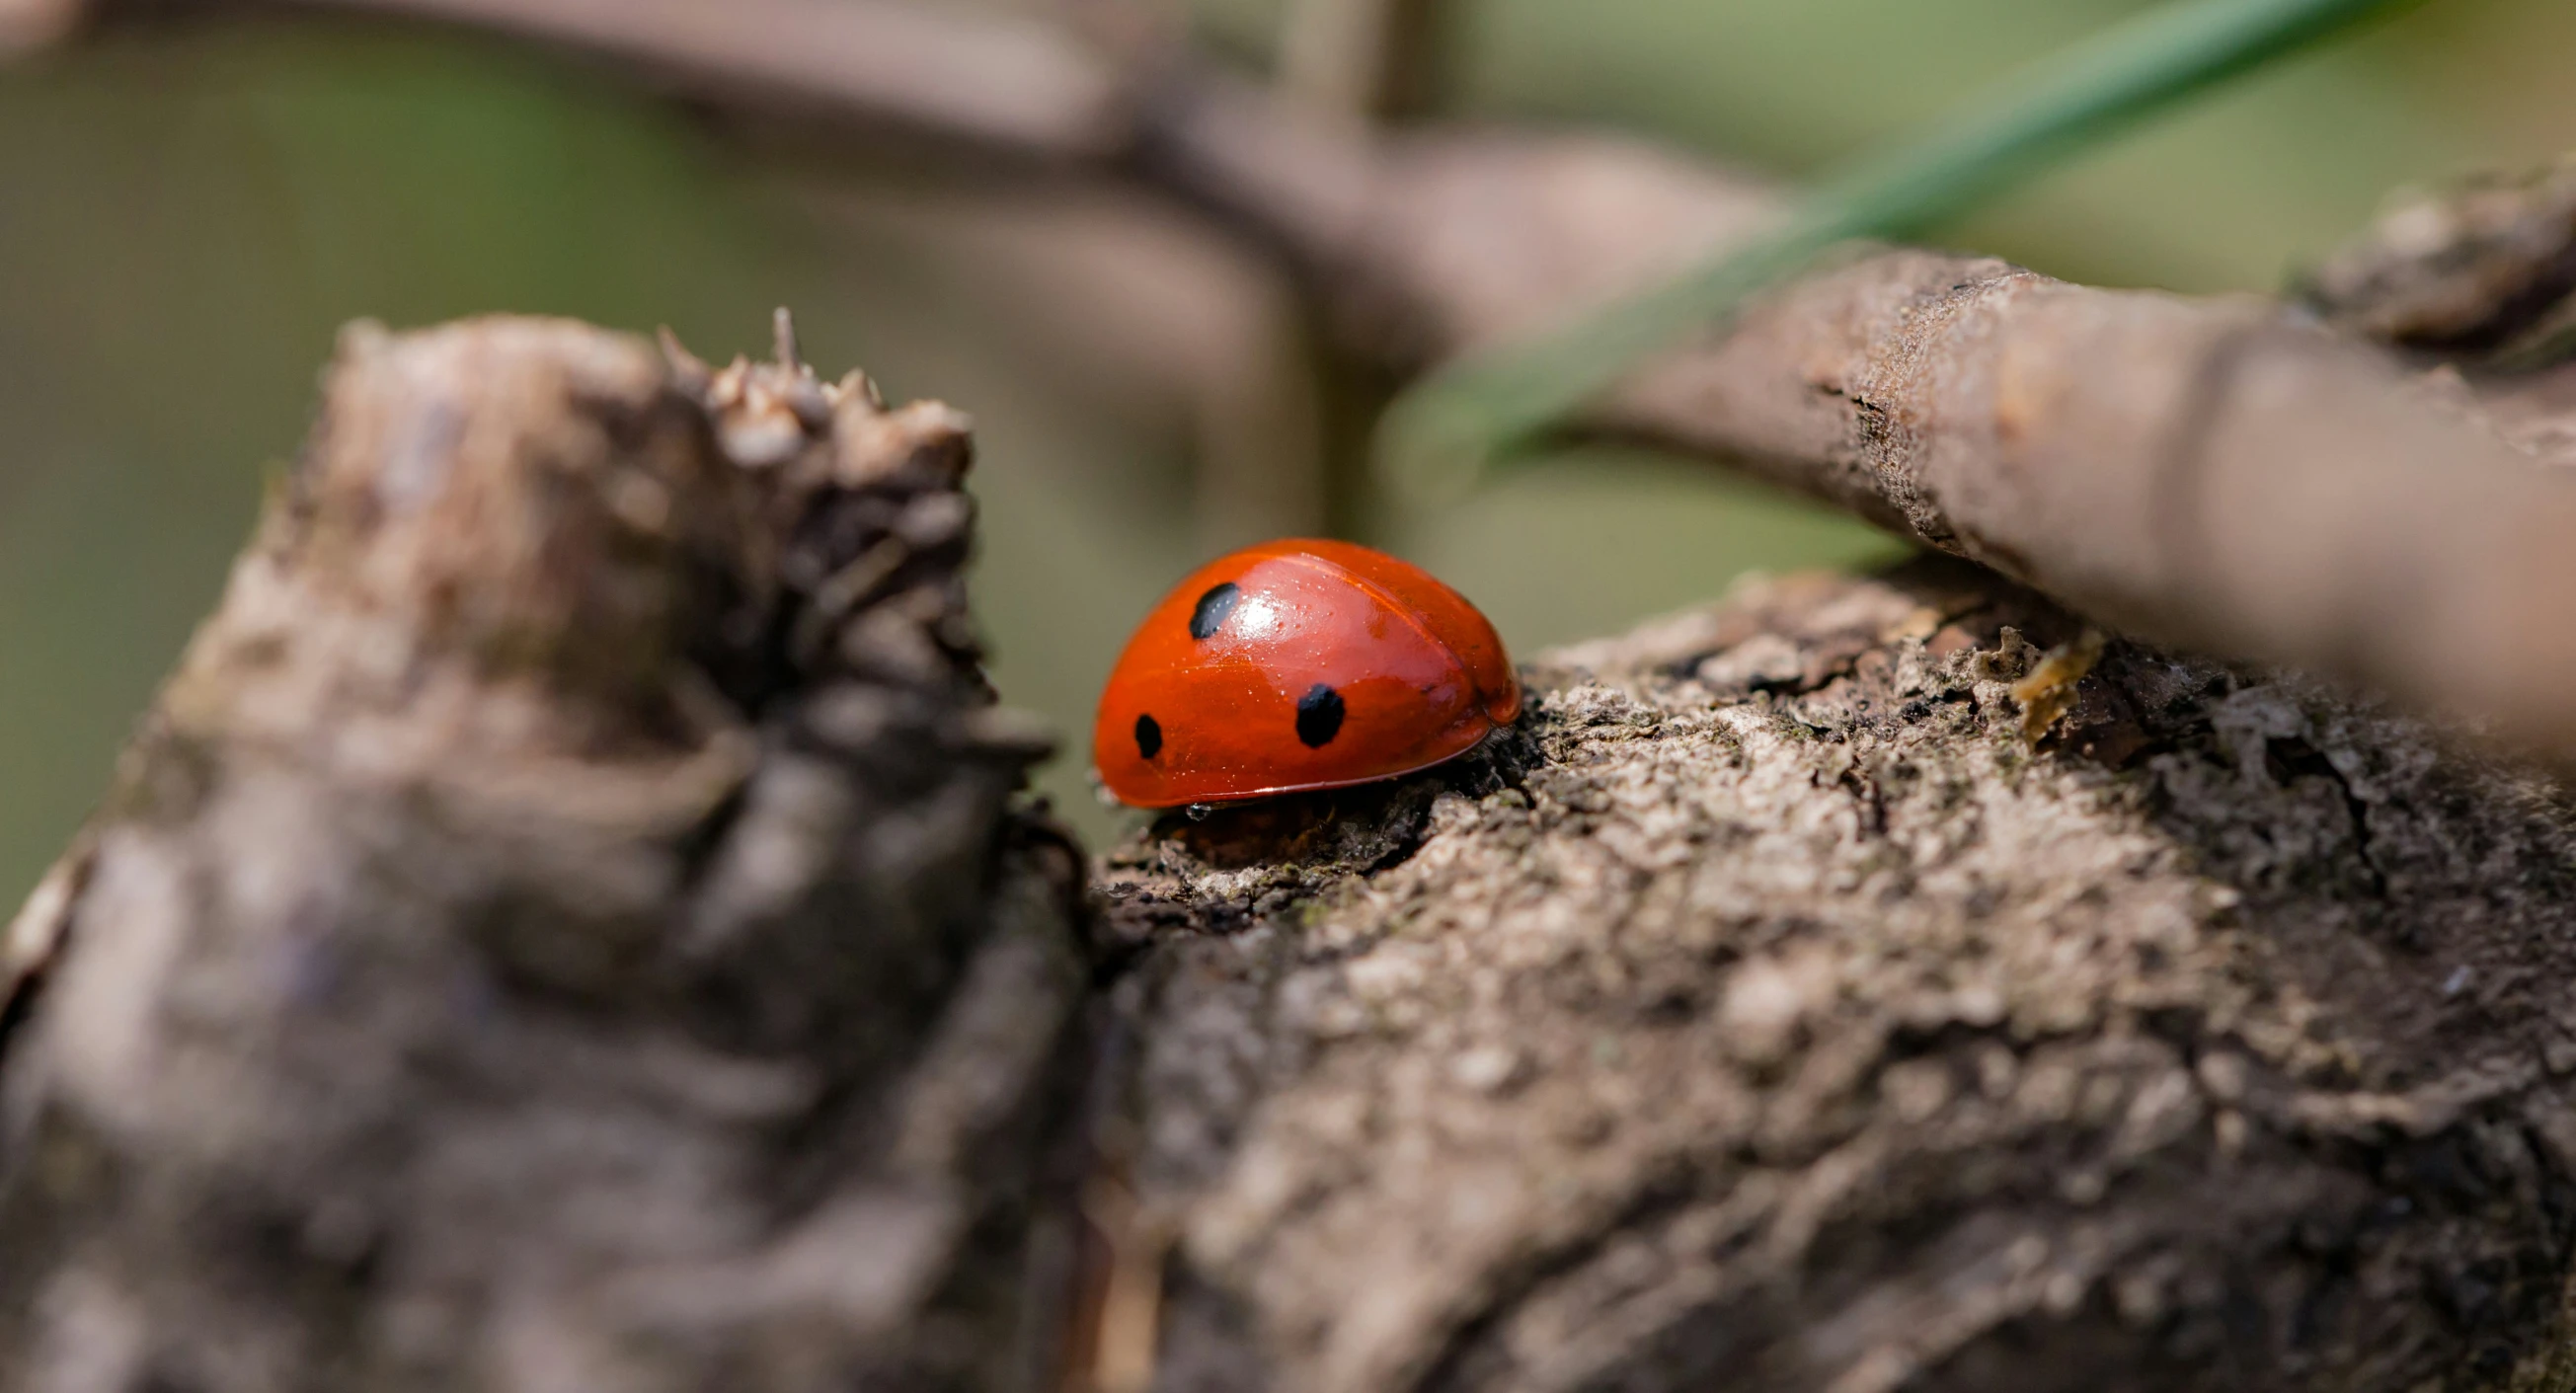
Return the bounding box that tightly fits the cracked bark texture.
[1099,559,2576,1393]
[0,317,1089,1393]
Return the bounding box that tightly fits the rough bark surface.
[1099,560,2576,1393]
[0,317,1089,1392]
[4,7,2576,1390]
[2300,152,2576,362]
[11,310,2576,1392]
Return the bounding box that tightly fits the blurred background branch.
[165,0,1133,156]
[1277,0,1447,121]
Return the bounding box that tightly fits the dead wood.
[6,311,2576,1391]
[1100,560,2576,1393]
[13,6,2576,1391]
[0,316,1091,1392]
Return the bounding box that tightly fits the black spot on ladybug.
[1295,684,1345,748]
[1189,582,1242,641]
[1134,713,1163,759]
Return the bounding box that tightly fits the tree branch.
[3,305,2571,1392]
[0,316,1094,1392]
[88,0,1135,158]
[1102,560,2576,1392]
[1277,0,1447,122]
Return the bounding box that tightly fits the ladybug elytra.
[1092,539,1521,809]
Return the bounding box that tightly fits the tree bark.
[1101,561,2576,1393]
[9,316,2576,1392]
[14,10,2576,1384]
[0,317,1091,1392]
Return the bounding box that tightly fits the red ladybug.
[1093,539,1521,810]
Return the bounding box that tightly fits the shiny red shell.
[1092,539,1521,809]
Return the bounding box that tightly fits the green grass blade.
[1378,0,2427,502]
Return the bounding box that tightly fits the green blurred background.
[2,0,2570,897]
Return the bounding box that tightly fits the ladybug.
[1093,538,1521,810]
